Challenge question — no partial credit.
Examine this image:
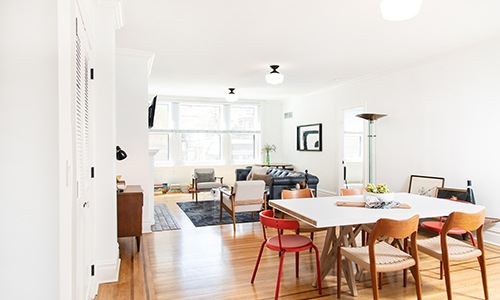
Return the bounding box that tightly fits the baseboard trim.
[95,256,121,284]
[484,223,500,246]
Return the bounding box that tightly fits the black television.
[148,95,157,128]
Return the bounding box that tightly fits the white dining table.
[269,192,485,296]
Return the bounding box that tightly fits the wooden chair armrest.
[221,187,233,197]
[215,176,224,183]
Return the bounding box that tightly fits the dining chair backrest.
[281,188,314,199]
[369,215,420,243]
[441,209,485,236]
[340,188,364,196]
[260,210,299,232]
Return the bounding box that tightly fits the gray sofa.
[235,167,319,200]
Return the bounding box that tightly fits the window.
[181,133,221,161]
[149,100,261,165]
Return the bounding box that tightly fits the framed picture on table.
[436,187,467,201]
[408,175,445,197]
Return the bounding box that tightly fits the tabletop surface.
[269,192,485,228]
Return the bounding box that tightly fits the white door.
[342,107,365,189]
[75,13,95,300]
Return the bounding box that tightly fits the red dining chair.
[251,210,322,300]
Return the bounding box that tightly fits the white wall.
[116,49,155,232]
[1,0,62,298]
[93,0,123,286]
[283,39,500,243]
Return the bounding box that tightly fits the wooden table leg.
[313,225,359,296]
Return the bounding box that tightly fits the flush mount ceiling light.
[380,0,423,21]
[225,88,238,102]
[265,65,284,85]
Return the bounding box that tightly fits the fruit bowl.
[364,191,394,202]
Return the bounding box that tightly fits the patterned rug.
[151,203,181,231]
[176,200,259,227]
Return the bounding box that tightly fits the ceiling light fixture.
[265,65,284,85]
[225,88,238,102]
[380,0,423,21]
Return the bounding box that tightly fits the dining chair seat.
[418,235,482,261]
[341,241,417,273]
[266,234,313,252]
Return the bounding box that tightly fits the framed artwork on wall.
[297,123,322,151]
[408,175,445,197]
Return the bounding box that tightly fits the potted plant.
[261,144,276,165]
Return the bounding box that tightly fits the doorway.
[342,107,364,189]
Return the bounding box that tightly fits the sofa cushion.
[251,174,272,186]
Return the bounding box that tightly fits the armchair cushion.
[195,168,215,183]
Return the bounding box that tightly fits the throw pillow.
[196,171,215,183]
[246,166,268,180]
[251,174,272,186]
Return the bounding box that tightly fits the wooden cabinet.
[117,185,143,251]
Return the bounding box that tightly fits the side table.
[117,185,143,251]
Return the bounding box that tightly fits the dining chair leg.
[403,269,407,287]
[411,265,423,300]
[251,241,266,283]
[442,256,453,300]
[478,254,489,300]
[371,265,380,299]
[309,232,314,252]
[295,252,300,277]
[232,211,236,232]
[312,244,322,295]
[275,251,286,300]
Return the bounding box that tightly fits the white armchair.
[192,168,223,202]
[220,180,267,232]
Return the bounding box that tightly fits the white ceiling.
[116,0,500,101]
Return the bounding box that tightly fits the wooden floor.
[95,193,500,300]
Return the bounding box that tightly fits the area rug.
[176,200,259,227]
[151,203,181,231]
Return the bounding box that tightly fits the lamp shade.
[116,146,127,161]
[225,88,238,102]
[380,0,423,21]
[265,65,284,85]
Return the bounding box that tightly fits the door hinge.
[91,167,95,178]
[91,265,95,276]
[90,68,94,80]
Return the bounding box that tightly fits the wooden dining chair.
[337,215,422,300]
[281,189,327,246]
[340,188,371,246]
[417,209,488,300]
[251,210,322,300]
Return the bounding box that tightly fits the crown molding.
[97,0,124,30]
